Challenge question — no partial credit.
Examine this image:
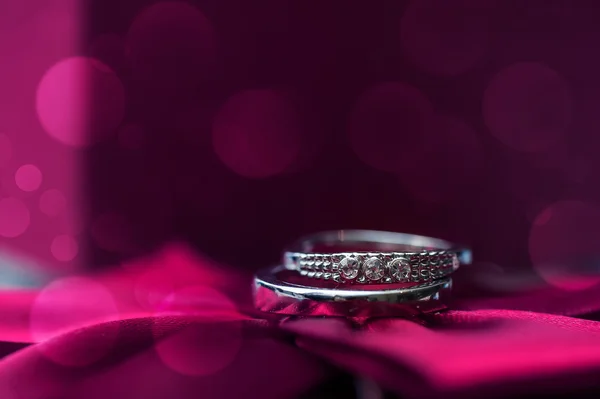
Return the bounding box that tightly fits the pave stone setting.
[294,251,458,284]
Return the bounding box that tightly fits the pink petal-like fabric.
[286,314,600,398]
[0,316,330,398]
[1,243,600,398]
[0,244,331,398]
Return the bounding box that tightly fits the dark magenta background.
[3,0,600,286]
[83,0,600,283]
[4,3,600,397]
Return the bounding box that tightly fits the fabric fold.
[2,242,600,398]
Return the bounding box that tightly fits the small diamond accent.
[339,256,360,280]
[389,257,411,282]
[364,257,384,281]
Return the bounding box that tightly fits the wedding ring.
[283,230,471,285]
[253,265,452,317]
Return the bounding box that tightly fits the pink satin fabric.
[2,243,600,398]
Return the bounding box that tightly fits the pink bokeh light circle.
[126,1,215,92]
[15,164,43,192]
[134,269,176,311]
[0,133,12,167]
[400,0,490,76]
[39,189,67,217]
[349,82,433,174]
[483,62,572,152]
[212,89,303,178]
[0,197,30,238]
[30,277,120,366]
[36,56,126,147]
[153,286,242,376]
[50,234,79,262]
[397,114,484,203]
[154,285,240,317]
[529,200,600,291]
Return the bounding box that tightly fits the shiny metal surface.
[253,265,453,317]
[283,230,471,285]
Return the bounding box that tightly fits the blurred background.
[1,0,600,293]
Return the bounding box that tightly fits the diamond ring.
[283,230,471,284]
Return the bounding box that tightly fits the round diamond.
[389,258,411,281]
[364,257,384,281]
[339,256,360,279]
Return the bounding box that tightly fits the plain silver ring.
[253,265,453,317]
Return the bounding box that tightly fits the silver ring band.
[283,230,471,284]
[253,265,453,317]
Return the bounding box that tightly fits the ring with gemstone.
[253,264,453,317]
[283,230,471,285]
